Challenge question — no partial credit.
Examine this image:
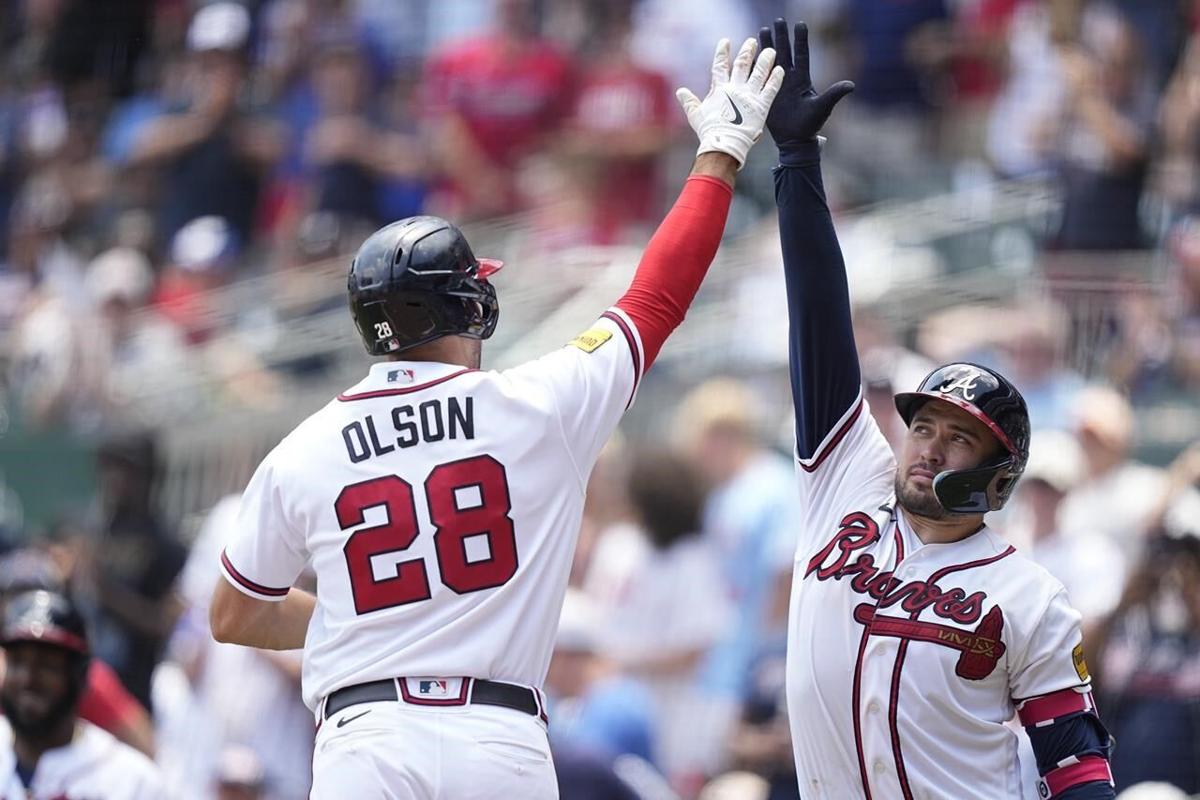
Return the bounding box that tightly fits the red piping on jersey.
[881,540,1016,799]
[887,522,914,800]
[850,515,904,800]
[799,398,865,473]
[601,310,641,409]
[221,549,290,597]
[1043,755,1113,796]
[614,175,733,369]
[336,369,477,401]
[851,623,876,800]
[1017,688,1095,728]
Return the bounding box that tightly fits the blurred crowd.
[2,0,1200,798]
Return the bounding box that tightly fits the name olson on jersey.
[805,512,987,625]
[342,397,475,463]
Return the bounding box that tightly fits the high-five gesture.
[676,38,785,169]
[757,19,854,148]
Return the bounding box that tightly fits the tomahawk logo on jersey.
[218,306,645,710]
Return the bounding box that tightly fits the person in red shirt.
[560,1,676,244]
[422,0,573,218]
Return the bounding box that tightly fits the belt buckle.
[399,677,470,706]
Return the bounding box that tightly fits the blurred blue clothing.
[548,676,657,766]
[552,746,643,800]
[101,95,167,166]
[845,0,949,109]
[700,454,799,699]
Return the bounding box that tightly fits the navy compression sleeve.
[1020,690,1115,799]
[775,141,861,459]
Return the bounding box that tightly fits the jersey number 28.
[335,455,517,615]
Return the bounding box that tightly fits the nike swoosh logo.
[725,94,743,125]
[337,709,372,728]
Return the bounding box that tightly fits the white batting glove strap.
[676,38,785,169]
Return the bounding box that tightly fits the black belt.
[324,678,541,720]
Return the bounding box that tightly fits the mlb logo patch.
[388,369,415,384]
[419,679,449,696]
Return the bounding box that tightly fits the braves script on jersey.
[786,400,1093,799]
[220,308,644,710]
[0,718,165,800]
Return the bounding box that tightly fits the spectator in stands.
[671,379,798,703]
[1158,31,1200,215]
[156,493,312,799]
[298,31,427,228]
[152,215,239,346]
[577,435,635,591]
[855,307,933,451]
[724,642,799,800]
[1090,443,1200,794]
[1044,4,1156,251]
[1004,430,1126,625]
[986,0,1070,178]
[1058,386,1167,558]
[81,430,186,710]
[547,589,657,765]
[1105,217,1200,401]
[996,304,1086,431]
[593,449,733,796]
[832,0,954,199]
[556,0,674,245]
[86,245,187,410]
[421,0,573,218]
[125,2,283,249]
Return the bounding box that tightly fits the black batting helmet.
[347,216,502,356]
[894,362,1030,514]
[1,589,89,657]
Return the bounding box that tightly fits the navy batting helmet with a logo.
[893,362,1031,514]
[347,216,502,356]
[1,589,89,657]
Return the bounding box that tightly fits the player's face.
[0,642,77,736]
[895,400,1003,518]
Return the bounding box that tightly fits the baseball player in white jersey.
[0,590,166,800]
[208,35,785,799]
[757,19,1117,800]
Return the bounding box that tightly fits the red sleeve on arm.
[78,660,144,732]
[614,174,733,368]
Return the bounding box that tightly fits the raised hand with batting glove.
[756,19,854,150]
[676,37,785,169]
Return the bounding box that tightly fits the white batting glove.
[676,38,785,169]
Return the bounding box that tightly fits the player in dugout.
[760,17,1116,800]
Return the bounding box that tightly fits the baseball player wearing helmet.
[209,35,784,799]
[759,19,1116,800]
[0,590,166,799]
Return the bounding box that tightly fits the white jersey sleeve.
[1010,586,1091,702]
[504,307,644,479]
[792,395,897,557]
[220,445,310,601]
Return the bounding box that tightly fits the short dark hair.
[627,450,707,550]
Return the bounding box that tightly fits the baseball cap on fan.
[187,2,251,52]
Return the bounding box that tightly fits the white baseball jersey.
[221,308,644,710]
[786,395,1094,800]
[0,718,166,800]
